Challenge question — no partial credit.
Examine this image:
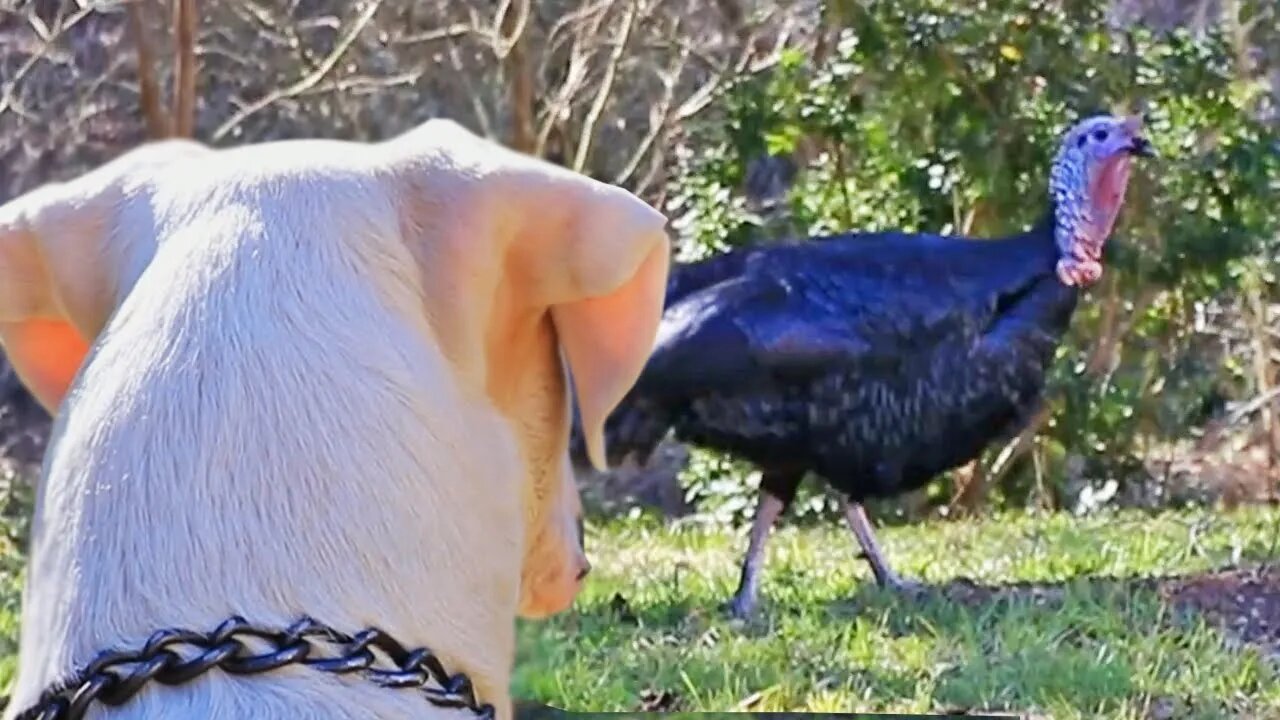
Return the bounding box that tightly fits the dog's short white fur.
[0,119,670,719]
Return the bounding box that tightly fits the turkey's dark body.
[596,213,1079,506]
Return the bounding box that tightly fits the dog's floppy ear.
[0,140,207,414]
[0,185,100,414]
[0,139,210,415]
[542,183,670,472]
[383,120,669,470]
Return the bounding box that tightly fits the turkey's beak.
[1128,136,1155,158]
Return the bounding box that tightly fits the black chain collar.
[11,615,496,720]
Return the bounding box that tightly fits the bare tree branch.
[491,0,530,60]
[443,34,493,138]
[0,43,50,119]
[0,3,94,118]
[211,0,383,141]
[295,70,424,97]
[614,38,686,187]
[388,23,472,46]
[572,0,637,172]
[533,0,610,156]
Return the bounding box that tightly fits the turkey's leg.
[724,492,783,618]
[843,501,925,595]
[724,470,800,618]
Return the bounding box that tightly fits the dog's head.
[0,121,669,621]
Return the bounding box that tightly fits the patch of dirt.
[913,564,1280,664]
[1159,564,1280,662]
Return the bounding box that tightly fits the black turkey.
[571,114,1154,617]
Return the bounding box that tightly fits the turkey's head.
[1048,114,1154,287]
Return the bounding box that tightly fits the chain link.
[12,615,495,720]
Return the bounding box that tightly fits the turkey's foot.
[861,555,928,598]
[844,501,928,599]
[720,592,758,620]
[883,574,928,598]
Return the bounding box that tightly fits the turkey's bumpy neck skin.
[1049,159,1103,287]
[1051,185,1085,258]
[1047,147,1135,288]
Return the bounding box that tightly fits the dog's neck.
[11,199,520,720]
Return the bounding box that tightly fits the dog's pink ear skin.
[547,187,671,472]
[0,198,94,415]
[0,320,92,414]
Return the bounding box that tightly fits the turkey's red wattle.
[1083,154,1133,257]
[1057,153,1134,286]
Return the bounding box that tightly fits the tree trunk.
[171,0,199,138]
[500,0,536,154]
[128,2,168,139]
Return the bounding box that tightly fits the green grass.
[0,505,1275,718]
[514,506,1280,719]
[0,541,20,700]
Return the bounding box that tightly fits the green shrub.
[666,0,1279,522]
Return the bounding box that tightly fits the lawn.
[513,506,1280,719]
[0,504,1276,719]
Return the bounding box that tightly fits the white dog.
[0,119,670,719]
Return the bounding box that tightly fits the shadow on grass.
[822,561,1280,656]
[568,559,1279,717]
[796,561,1279,717]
